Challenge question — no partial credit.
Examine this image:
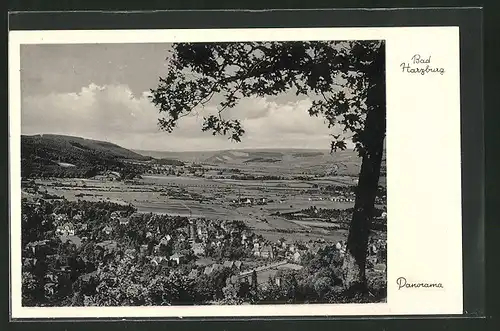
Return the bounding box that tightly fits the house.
[44,282,56,297]
[340,242,347,255]
[195,257,214,267]
[192,242,205,256]
[108,171,121,180]
[278,263,304,271]
[169,253,185,265]
[56,222,75,236]
[160,235,172,246]
[212,263,223,272]
[150,256,166,266]
[256,198,267,205]
[310,246,322,255]
[223,261,235,269]
[374,263,387,273]
[139,244,149,254]
[234,261,243,270]
[178,232,187,242]
[26,240,49,256]
[102,226,113,235]
[54,214,69,224]
[260,246,274,259]
[119,217,129,225]
[188,269,199,279]
[129,212,143,222]
[204,263,223,275]
[96,240,118,256]
[110,211,121,220]
[292,251,301,263]
[59,234,83,248]
[228,275,239,284]
[188,223,197,240]
[124,248,136,260]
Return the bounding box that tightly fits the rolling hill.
[135,148,341,163]
[21,134,152,178]
[134,147,386,179]
[132,149,220,163]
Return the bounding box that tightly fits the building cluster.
[53,212,88,247]
[36,199,387,295]
[230,197,268,206]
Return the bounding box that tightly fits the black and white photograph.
[19,40,388,307]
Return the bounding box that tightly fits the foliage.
[150,41,383,156]
[150,40,387,290]
[21,197,386,306]
[21,134,149,179]
[153,158,185,167]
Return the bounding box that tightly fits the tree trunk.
[342,45,386,293]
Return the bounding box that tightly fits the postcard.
[9,26,462,318]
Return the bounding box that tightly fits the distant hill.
[134,148,333,164]
[133,149,219,163]
[21,134,151,178]
[205,150,285,164]
[133,148,385,177]
[152,158,185,167]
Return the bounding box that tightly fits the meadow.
[29,146,386,246]
[35,175,359,244]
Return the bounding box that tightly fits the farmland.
[21,136,387,306]
[29,147,386,246]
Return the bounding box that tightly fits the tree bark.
[342,45,386,292]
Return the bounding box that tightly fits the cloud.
[22,83,159,136]
[22,83,349,151]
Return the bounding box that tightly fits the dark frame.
[5,7,485,329]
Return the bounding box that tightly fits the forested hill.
[21,134,151,178]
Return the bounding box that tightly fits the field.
[28,147,386,245]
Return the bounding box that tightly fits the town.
[22,187,386,306]
[19,39,389,308]
[21,137,387,307]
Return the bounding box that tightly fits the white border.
[9,27,463,318]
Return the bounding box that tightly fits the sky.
[20,43,351,152]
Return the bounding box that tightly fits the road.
[238,260,288,278]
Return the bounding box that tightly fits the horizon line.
[22,132,359,154]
